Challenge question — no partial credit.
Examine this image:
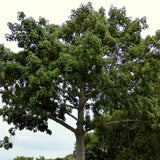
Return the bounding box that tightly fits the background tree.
[84,20,160,160]
[0,2,159,160]
[85,110,160,160]
[36,156,46,160]
[13,156,34,160]
[51,154,75,160]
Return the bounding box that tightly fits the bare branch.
[25,105,76,133]
[66,112,78,121]
[84,128,93,133]
[66,104,77,109]
[105,119,150,125]
[84,119,150,133]
[46,113,76,133]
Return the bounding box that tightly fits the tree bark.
[75,100,85,160]
[75,131,85,160]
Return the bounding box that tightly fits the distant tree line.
[12,154,75,160]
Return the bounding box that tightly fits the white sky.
[0,0,160,159]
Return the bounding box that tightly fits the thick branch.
[66,104,77,109]
[43,112,76,133]
[84,119,150,133]
[66,112,78,121]
[25,105,76,133]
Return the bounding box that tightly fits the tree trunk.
[75,101,85,160]
[75,131,85,160]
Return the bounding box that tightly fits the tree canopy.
[85,109,160,159]
[0,2,160,160]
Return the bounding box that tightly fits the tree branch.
[66,112,78,121]
[85,81,102,100]
[66,104,77,109]
[46,113,76,133]
[56,85,80,98]
[84,119,150,133]
[105,119,150,125]
[25,105,76,133]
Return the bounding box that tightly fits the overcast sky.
[0,0,160,159]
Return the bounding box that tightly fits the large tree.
[0,3,159,160]
[84,15,160,159]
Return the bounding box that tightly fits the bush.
[13,156,34,160]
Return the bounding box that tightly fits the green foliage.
[12,154,75,160]
[51,154,75,160]
[0,2,160,160]
[63,154,76,160]
[0,3,112,145]
[85,108,160,160]
[36,156,46,160]
[0,136,13,149]
[13,156,34,160]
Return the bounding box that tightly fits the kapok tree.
[0,3,159,160]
